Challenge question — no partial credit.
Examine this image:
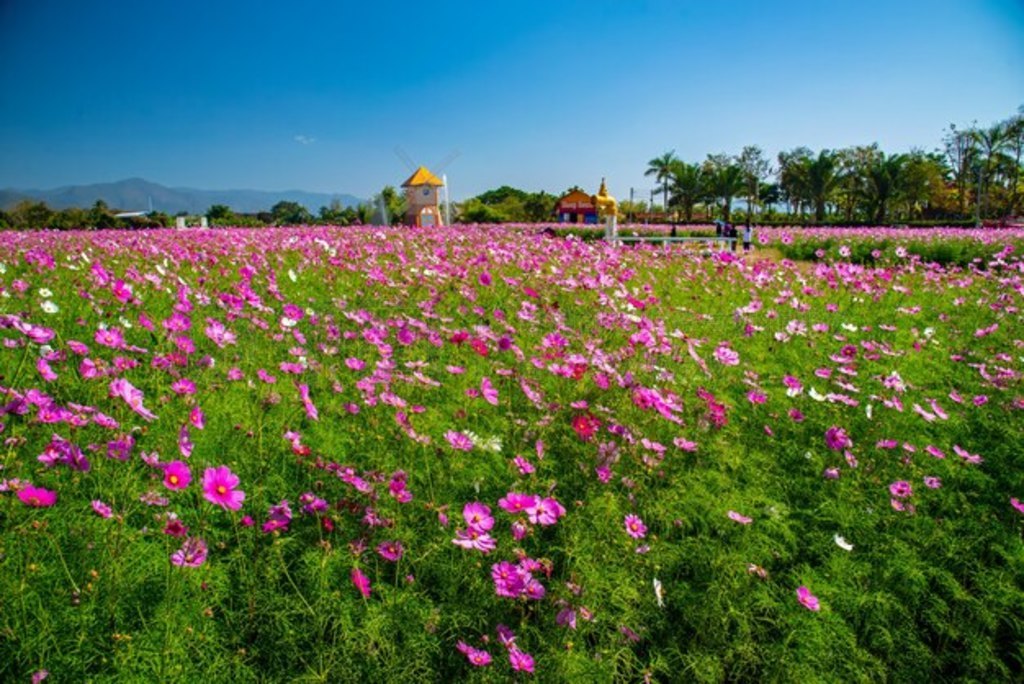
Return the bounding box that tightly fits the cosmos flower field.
[1,225,1022,682]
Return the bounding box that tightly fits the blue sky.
[1,0,1022,201]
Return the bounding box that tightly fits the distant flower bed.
[0,225,1022,681]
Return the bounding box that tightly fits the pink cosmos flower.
[1010,498,1024,515]
[445,431,474,451]
[202,465,245,510]
[527,497,565,526]
[189,406,205,430]
[452,528,497,553]
[463,502,494,532]
[796,585,820,611]
[351,567,371,598]
[480,376,499,406]
[170,537,208,567]
[713,344,740,366]
[727,510,753,525]
[824,426,852,451]
[163,460,191,491]
[624,514,647,539]
[499,492,539,514]
[108,378,157,421]
[18,485,57,507]
[889,481,913,499]
[509,648,535,674]
[923,476,942,489]
[953,444,983,464]
[376,540,404,562]
[91,499,113,518]
[456,641,492,667]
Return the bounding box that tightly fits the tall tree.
[704,155,745,223]
[776,147,813,218]
[863,153,906,224]
[736,145,770,225]
[974,122,1010,219]
[644,151,678,211]
[667,161,706,222]
[943,123,979,217]
[801,150,841,223]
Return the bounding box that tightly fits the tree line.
[643,106,1024,226]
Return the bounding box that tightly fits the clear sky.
[1,0,1022,201]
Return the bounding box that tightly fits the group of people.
[714,220,754,252]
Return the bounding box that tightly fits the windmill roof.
[401,166,444,187]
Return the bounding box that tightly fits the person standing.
[743,224,753,252]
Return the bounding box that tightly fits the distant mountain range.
[0,178,364,214]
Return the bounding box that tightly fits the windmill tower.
[400,166,445,227]
[395,147,459,227]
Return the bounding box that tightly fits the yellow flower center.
[169,475,179,485]
[217,485,227,495]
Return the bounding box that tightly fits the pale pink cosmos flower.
[923,476,942,489]
[451,528,497,553]
[108,378,157,421]
[170,537,208,567]
[713,344,740,366]
[445,431,474,451]
[727,510,753,525]
[480,377,499,406]
[91,499,113,518]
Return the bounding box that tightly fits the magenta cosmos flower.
[202,465,245,510]
[889,480,912,499]
[456,641,492,667]
[163,460,191,491]
[18,485,57,507]
[351,567,371,598]
[796,585,820,612]
[624,514,647,539]
[463,502,495,533]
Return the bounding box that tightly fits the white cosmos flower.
[808,387,826,402]
[841,323,858,332]
[40,300,59,314]
[865,404,873,420]
[280,317,298,328]
[653,578,664,608]
[834,534,854,552]
[38,288,53,298]
[288,269,298,283]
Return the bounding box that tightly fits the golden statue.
[591,178,617,219]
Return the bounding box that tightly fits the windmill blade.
[434,149,461,173]
[393,146,417,172]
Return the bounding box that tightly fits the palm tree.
[706,162,745,223]
[801,150,841,223]
[974,123,1010,218]
[862,153,906,224]
[644,151,678,212]
[667,161,705,222]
